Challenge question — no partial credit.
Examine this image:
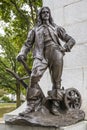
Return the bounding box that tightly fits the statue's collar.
[37,24,55,31]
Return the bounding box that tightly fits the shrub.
[1,96,11,103]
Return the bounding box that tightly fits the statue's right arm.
[17,29,35,61]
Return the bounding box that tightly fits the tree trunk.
[16,80,21,108]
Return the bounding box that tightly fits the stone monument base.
[0,121,87,130]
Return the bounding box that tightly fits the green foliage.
[0,89,7,97]
[1,96,10,103]
[0,0,42,107]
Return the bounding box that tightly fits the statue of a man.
[17,7,76,115]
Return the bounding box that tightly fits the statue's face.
[41,8,50,21]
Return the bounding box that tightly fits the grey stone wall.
[42,0,87,118]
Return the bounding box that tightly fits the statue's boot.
[19,99,42,116]
[19,101,35,116]
[19,86,43,116]
[48,89,64,116]
[51,100,61,116]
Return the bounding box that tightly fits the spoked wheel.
[64,88,82,110]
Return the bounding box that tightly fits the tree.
[0,0,42,107]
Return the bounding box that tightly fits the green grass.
[0,103,16,118]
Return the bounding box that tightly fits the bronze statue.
[6,7,85,127]
[17,7,75,115]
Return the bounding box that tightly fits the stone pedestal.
[0,121,87,130]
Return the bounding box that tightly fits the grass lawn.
[0,103,16,118]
